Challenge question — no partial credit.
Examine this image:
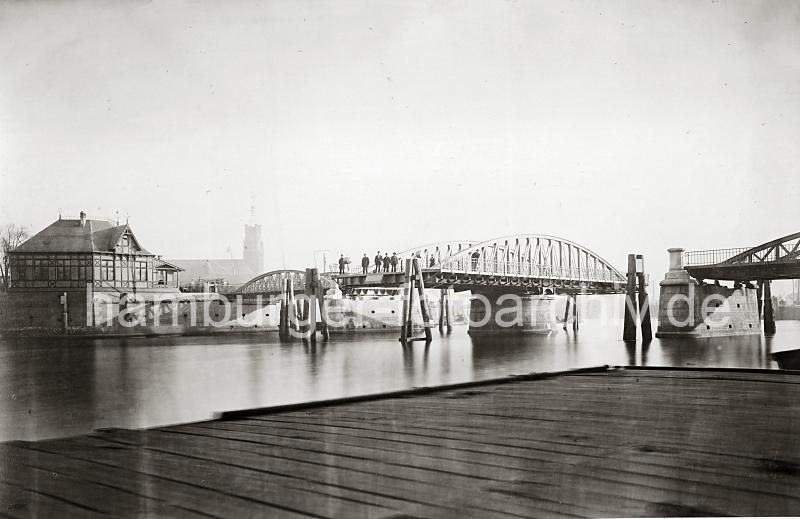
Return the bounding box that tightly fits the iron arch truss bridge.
[337,235,627,294]
[396,240,479,268]
[233,269,338,297]
[684,231,800,281]
[435,235,626,293]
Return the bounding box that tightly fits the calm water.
[0,318,796,441]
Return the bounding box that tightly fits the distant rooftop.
[167,258,258,285]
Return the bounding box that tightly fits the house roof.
[154,258,184,272]
[12,218,152,255]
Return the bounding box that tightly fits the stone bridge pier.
[655,248,761,338]
[467,288,553,335]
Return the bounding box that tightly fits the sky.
[1,0,798,285]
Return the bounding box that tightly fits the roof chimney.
[80,211,86,227]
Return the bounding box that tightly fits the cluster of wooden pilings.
[623,253,653,342]
[278,268,329,341]
[399,257,453,343]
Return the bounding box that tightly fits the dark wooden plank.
[0,477,108,519]
[1,447,203,518]
[90,427,589,519]
[217,414,800,496]
[183,419,800,516]
[207,416,800,515]
[2,368,799,517]
[307,407,800,471]
[32,434,397,519]
[1,442,225,518]
[247,408,796,467]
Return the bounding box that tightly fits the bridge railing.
[439,257,621,283]
[329,261,409,274]
[332,257,620,283]
[684,248,751,267]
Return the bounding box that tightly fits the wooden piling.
[400,259,412,342]
[294,299,302,337]
[563,296,571,330]
[572,294,578,331]
[413,257,433,342]
[288,280,298,337]
[305,268,317,342]
[405,259,415,339]
[279,278,291,340]
[764,280,776,336]
[623,254,638,342]
[438,289,446,333]
[445,287,453,332]
[313,268,329,341]
[636,255,653,342]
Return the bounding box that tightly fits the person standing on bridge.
[338,254,346,274]
[390,252,398,272]
[382,254,390,272]
[471,250,480,271]
[374,251,383,273]
[361,254,369,274]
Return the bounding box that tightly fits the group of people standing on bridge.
[374,251,399,273]
[338,251,437,274]
[336,252,400,274]
[337,252,399,274]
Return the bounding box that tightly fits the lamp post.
[313,249,329,272]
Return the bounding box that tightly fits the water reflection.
[0,319,794,441]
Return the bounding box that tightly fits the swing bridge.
[227,235,634,341]
[230,235,629,298]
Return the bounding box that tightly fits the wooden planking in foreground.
[1,368,799,518]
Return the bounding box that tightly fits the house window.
[101,259,114,281]
[133,261,148,281]
[77,257,86,280]
[36,259,48,280]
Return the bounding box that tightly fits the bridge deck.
[333,269,625,293]
[685,263,800,281]
[2,367,799,517]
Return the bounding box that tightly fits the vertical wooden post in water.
[405,259,415,339]
[312,268,329,340]
[294,299,301,334]
[305,268,317,342]
[445,287,453,332]
[279,278,291,340]
[289,280,298,337]
[413,257,433,342]
[764,280,776,336]
[563,295,571,330]
[623,254,638,342]
[572,294,579,331]
[438,289,446,333]
[299,298,309,338]
[636,255,653,342]
[757,281,764,321]
[400,258,412,342]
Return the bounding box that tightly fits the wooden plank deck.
[2,367,799,518]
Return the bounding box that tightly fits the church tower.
[243,206,264,274]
